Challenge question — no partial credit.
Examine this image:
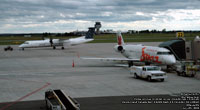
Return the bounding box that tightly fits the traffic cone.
[72,60,75,67]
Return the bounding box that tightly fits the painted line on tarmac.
[0,82,51,110]
[0,77,48,84]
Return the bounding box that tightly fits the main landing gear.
[53,46,64,50]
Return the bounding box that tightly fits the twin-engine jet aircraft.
[83,32,176,67]
[19,27,95,50]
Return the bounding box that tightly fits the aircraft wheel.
[160,79,164,82]
[61,47,64,50]
[53,46,56,49]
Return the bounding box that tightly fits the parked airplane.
[19,27,95,50]
[82,32,176,67]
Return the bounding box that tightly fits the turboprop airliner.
[82,32,176,67]
[19,27,95,50]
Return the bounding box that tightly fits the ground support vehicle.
[45,89,80,110]
[175,61,197,77]
[4,46,13,51]
[130,66,167,82]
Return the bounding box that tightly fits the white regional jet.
[83,32,176,67]
[19,27,95,50]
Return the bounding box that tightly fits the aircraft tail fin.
[117,32,125,45]
[85,27,95,39]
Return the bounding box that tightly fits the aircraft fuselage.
[114,44,176,65]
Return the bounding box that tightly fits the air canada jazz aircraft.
[83,32,176,67]
[19,27,95,50]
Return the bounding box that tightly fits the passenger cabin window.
[157,52,172,55]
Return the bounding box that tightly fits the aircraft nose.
[19,44,24,48]
[167,56,176,65]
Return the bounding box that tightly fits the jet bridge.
[159,36,200,62]
[159,39,186,61]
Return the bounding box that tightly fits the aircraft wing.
[81,57,140,62]
[58,39,68,43]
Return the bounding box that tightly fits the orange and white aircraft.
[82,32,176,67]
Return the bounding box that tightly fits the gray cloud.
[0,0,200,33]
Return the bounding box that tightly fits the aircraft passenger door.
[159,55,165,64]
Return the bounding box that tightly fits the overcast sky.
[0,0,200,33]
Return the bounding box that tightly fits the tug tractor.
[176,61,197,77]
[4,46,13,51]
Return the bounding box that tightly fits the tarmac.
[1,94,195,110]
[0,43,200,110]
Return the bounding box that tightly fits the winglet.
[117,32,124,45]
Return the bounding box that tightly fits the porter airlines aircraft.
[83,32,176,67]
[19,27,95,50]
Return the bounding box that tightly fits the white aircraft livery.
[19,27,95,50]
[83,32,176,67]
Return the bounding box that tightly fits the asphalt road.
[0,43,199,109]
[2,94,198,110]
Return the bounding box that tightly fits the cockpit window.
[24,41,29,44]
[157,52,172,55]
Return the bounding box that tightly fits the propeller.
[49,37,53,47]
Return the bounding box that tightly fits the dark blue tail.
[85,27,95,39]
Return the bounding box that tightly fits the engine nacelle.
[114,45,124,53]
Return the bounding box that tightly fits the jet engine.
[114,45,124,53]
